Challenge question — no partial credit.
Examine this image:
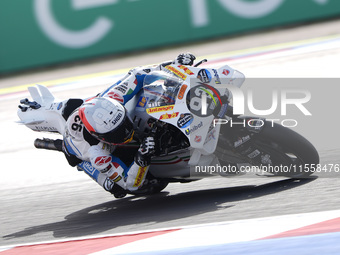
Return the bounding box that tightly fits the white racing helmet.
[79,97,134,144]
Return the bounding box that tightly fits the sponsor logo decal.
[113,175,122,182]
[147,101,162,108]
[100,163,111,173]
[178,84,188,100]
[112,112,123,125]
[178,65,194,75]
[146,105,175,114]
[165,66,187,80]
[134,166,147,187]
[34,126,58,132]
[187,85,222,117]
[261,154,272,164]
[160,112,179,120]
[80,161,97,176]
[94,156,112,166]
[234,135,250,148]
[109,172,118,180]
[246,118,265,132]
[194,135,202,143]
[197,69,212,83]
[177,113,194,128]
[107,91,124,103]
[185,121,203,135]
[205,128,217,144]
[136,96,148,108]
[248,149,261,159]
[213,69,221,84]
[222,69,230,76]
[115,83,128,94]
[109,172,122,182]
[57,102,63,110]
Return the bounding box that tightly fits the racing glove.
[174,53,196,66]
[135,136,156,167]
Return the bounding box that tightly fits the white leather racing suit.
[63,65,162,193]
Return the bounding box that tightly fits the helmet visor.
[92,114,134,145]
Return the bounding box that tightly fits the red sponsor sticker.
[222,69,230,76]
[94,156,112,166]
[160,112,179,120]
[178,65,194,75]
[165,66,187,80]
[107,92,124,103]
[194,135,202,143]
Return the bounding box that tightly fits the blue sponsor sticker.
[184,121,203,136]
[212,69,221,84]
[197,69,212,83]
[57,102,63,110]
[78,161,100,181]
[177,113,194,129]
[136,96,148,108]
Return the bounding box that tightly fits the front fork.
[216,106,270,166]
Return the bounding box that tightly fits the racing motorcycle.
[17,60,319,195]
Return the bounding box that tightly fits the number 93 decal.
[186,84,222,117]
[69,114,84,137]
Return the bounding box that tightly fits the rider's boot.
[100,175,127,198]
[108,183,127,198]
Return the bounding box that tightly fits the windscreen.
[143,71,183,108]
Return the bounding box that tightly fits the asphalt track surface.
[1,19,340,250]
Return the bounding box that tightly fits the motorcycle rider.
[62,53,196,198]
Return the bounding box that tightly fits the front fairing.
[142,64,245,159]
[142,69,214,153]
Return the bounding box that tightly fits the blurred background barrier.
[1,0,340,74]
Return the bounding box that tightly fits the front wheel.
[251,122,319,178]
[217,121,319,178]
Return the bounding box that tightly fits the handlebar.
[194,59,208,67]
